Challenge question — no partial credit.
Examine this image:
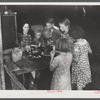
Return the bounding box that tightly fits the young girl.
[50,38,73,90]
[70,25,92,90]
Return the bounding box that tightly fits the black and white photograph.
[0,2,100,98]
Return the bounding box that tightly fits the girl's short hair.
[59,18,71,28]
[55,38,71,52]
[69,25,85,40]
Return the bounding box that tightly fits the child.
[50,38,73,90]
[32,30,43,47]
[69,25,92,90]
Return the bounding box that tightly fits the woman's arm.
[73,44,80,62]
[50,50,57,71]
[87,42,92,54]
[50,56,54,71]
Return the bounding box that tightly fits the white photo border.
[0,1,100,98]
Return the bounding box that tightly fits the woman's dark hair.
[46,18,54,24]
[22,22,30,28]
[69,25,85,40]
[55,38,71,52]
[59,18,71,28]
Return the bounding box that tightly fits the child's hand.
[50,50,55,58]
[38,43,41,47]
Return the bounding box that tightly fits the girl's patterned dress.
[72,39,92,89]
[50,52,72,90]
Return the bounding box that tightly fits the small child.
[32,30,43,47]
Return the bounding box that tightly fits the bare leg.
[77,85,83,90]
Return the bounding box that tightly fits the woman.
[69,25,92,90]
[59,18,73,52]
[18,23,35,89]
[18,23,32,47]
[50,38,73,90]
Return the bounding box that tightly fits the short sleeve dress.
[71,39,92,89]
[50,52,72,90]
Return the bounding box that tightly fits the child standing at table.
[50,38,73,90]
[69,25,92,90]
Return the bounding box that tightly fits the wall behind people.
[7,5,77,32]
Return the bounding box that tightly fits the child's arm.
[73,44,80,62]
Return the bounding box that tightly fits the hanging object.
[4,5,8,14]
[83,7,86,17]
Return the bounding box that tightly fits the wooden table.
[4,56,50,90]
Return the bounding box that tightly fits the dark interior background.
[7,5,99,30]
[1,5,100,90]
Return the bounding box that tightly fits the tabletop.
[5,55,50,75]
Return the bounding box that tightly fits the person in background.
[50,38,73,90]
[45,18,61,45]
[69,25,92,90]
[59,18,74,52]
[46,18,59,30]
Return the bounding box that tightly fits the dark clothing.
[32,37,44,46]
[51,28,61,44]
[42,37,52,46]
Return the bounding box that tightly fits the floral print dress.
[50,52,72,90]
[71,39,92,89]
[20,34,32,47]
